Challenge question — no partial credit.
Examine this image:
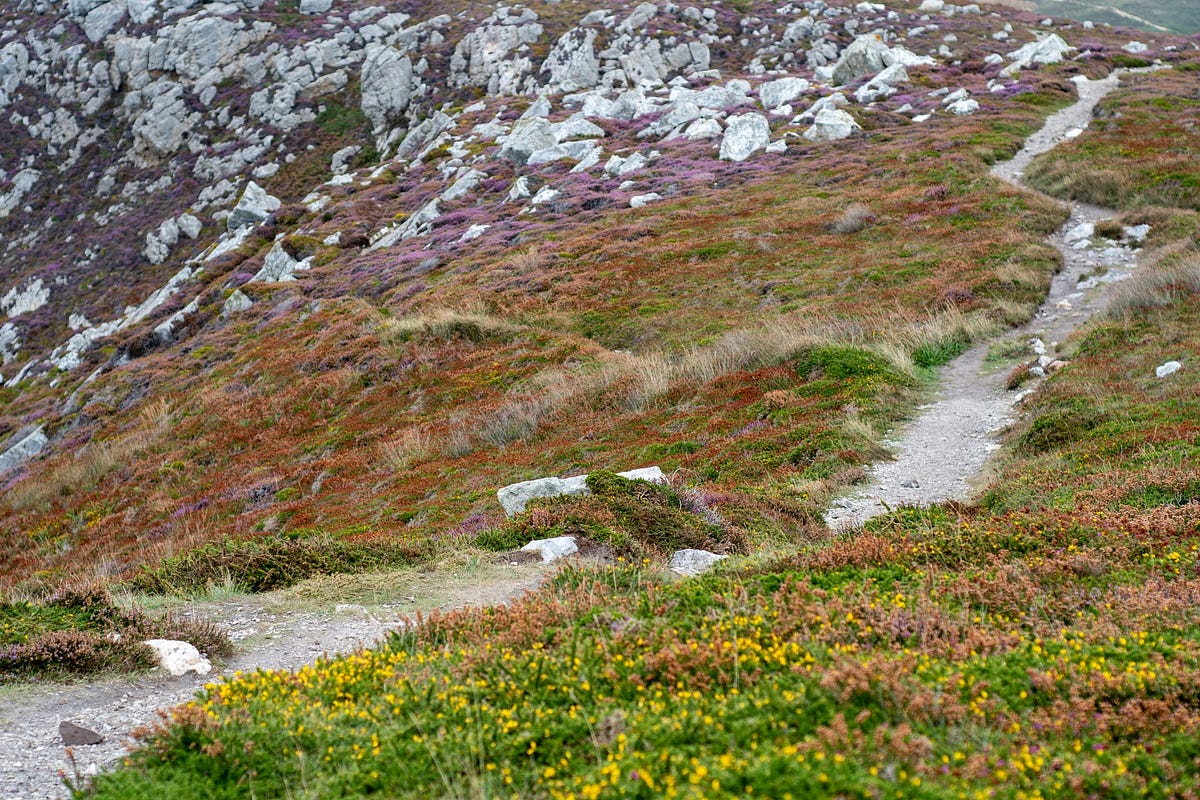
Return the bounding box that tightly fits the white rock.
[946,98,979,116]
[682,118,722,139]
[719,113,770,162]
[630,193,662,208]
[498,467,668,516]
[252,242,311,283]
[300,0,334,12]
[459,224,491,242]
[521,536,579,563]
[227,181,280,231]
[670,549,727,576]
[2,279,49,318]
[0,425,46,475]
[802,108,861,142]
[759,77,809,109]
[765,140,786,154]
[1122,41,1149,54]
[221,290,252,318]
[1065,221,1094,244]
[918,0,945,10]
[143,640,211,676]
[1003,34,1073,76]
[1123,224,1151,242]
[1156,361,1182,379]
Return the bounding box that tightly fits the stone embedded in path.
[1155,361,1182,379]
[497,467,667,516]
[59,721,104,746]
[143,639,212,676]
[670,549,726,576]
[521,536,579,563]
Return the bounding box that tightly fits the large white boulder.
[1003,34,1074,76]
[498,467,668,516]
[144,640,212,676]
[759,77,810,110]
[227,181,280,231]
[802,108,861,142]
[719,113,770,162]
[670,549,727,576]
[521,536,579,562]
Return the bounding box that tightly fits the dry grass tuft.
[1108,251,1200,319]
[831,204,874,235]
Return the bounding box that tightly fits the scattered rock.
[143,640,212,677]
[58,724,105,748]
[520,536,579,563]
[0,425,47,475]
[669,549,726,576]
[59,721,104,746]
[719,113,770,162]
[630,193,662,208]
[1155,361,1182,379]
[802,108,861,142]
[497,467,667,516]
[227,181,280,232]
[221,290,253,317]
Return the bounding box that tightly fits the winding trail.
[0,71,1154,800]
[824,72,1143,530]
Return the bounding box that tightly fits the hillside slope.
[3,0,1189,592]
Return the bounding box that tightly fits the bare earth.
[825,72,1143,529]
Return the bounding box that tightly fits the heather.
[0,585,230,682]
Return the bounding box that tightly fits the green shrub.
[478,472,742,559]
[129,535,430,595]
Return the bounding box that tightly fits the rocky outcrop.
[497,467,668,516]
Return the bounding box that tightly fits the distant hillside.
[1028,0,1200,34]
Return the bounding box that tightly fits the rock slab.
[498,466,667,516]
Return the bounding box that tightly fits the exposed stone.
[541,28,600,93]
[143,640,212,677]
[1003,34,1073,76]
[1155,361,1182,379]
[59,721,104,746]
[759,77,809,109]
[946,98,980,115]
[227,181,280,231]
[669,549,726,576]
[252,242,311,283]
[0,425,46,475]
[360,44,414,142]
[630,192,662,208]
[520,536,579,563]
[497,467,668,516]
[222,290,253,317]
[719,113,770,162]
[802,108,861,142]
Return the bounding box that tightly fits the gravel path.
[0,562,548,799]
[824,73,1143,530]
